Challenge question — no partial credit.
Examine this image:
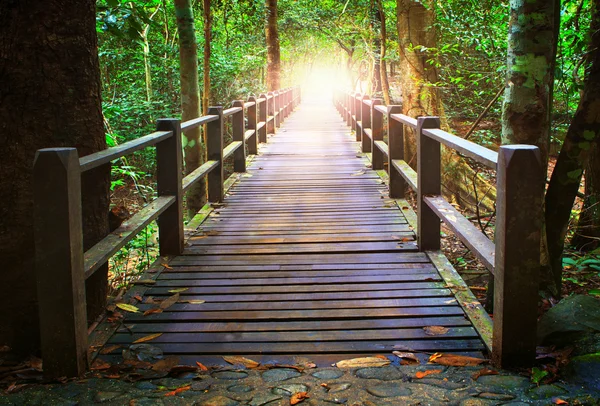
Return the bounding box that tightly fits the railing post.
[371,99,384,170]
[232,100,246,173]
[207,106,224,202]
[387,106,405,198]
[493,145,543,368]
[274,91,281,128]
[353,93,361,141]
[346,92,352,126]
[247,96,258,155]
[33,148,87,378]
[258,93,268,143]
[361,95,371,152]
[417,116,441,250]
[267,91,275,134]
[156,119,184,256]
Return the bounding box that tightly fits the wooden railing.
[334,90,544,368]
[33,86,301,378]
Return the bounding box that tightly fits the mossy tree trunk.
[266,0,281,90]
[202,0,211,116]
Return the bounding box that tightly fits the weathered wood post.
[371,99,384,170]
[247,96,258,155]
[417,116,441,250]
[207,106,224,202]
[267,91,275,134]
[33,148,87,378]
[232,100,246,173]
[274,91,281,128]
[258,93,268,143]
[360,95,371,152]
[493,145,543,368]
[346,92,353,126]
[387,106,405,198]
[156,119,184,256]
[353,93,361,140]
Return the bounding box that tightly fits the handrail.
[33,85,302,378]
[333,89,544,369]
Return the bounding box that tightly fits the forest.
[0,0,600,388]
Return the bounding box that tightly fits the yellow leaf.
[423,326,449,336]
[168,288,189,293]
[182,300,206,304]
[116,303,139,313]
[336,357,390,368]
[161,263,173,269]
[223,355,260,369]
[134,279,155,285]
[133,333,163,344]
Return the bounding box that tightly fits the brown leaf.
[133,295,143,302]
[134,279,155,285]
[423,326,449,336]
[143,308,163,316]
[373,354,388,360]
[28,356,43,371]
[471,368,498,380]
[151,356,180,372]
[160,293,180,310]
[223,355,260,369]
[100,345,121,355]
[392,351,420,365]
[91,358,111,371]
[161,263,173,269]
[203,230,220,236]
[169,365,199,375]
[336,357,390,368]
[428,353,488,367]
[133,333,163,344]
[5,383,29,394]
[290,392,309,405]
[164,385,190,397]
[553,399,569,405]
[415,369,442,379]
[196,361,209,371]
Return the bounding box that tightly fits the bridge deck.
[103,94,485,365]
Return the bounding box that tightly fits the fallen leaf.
[116,303,139,313]
[164,385,191,397]
[133,333,163,344]
[392,351,420,365]
[320,383,328,388]
[223,355,260,369]
[351,170,365,176]
[290,392,309,405]
[161,263,173,269]
[168,288,189,293]
[160,293,180,310]
[28,356,43,371]
[336,357,390,368]
[471,368,498,380]
[553,399,569,405]
[203,230,220,236]
[423,326,449,336]
[144,297,158,304]
[196,361,209,371]
[134,279,155,285]
[143,308,163,316]
[151,356,180,372]
[181,300,206,304]
[100,345,121,355]
[91,359,111,371]
[133,295,143,302]
[5,383,28,394]
[373,354,389,360]
[415,369,442,379]
[428,353,487,367]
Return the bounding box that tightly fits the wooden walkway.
[104,93,485,365]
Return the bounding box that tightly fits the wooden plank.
[223,140,242,160]
[183,241,418,255]
[423,128,498,169]
[392,159,418,191]
[182,160,219,193]
[181,114,219,131]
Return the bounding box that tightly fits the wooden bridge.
[33,87,544,378]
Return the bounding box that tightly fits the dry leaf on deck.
[151,356,180,372]
[133,333,163,344]
[553,399,569,405]
[415,369,442,379]
[161,263,173,269]
[134,279,155,285]
[428,353,488,367]
[91,358,111,371]
[164,385,190,397]
[223,355,260,369]
[160,293,180,310]
[471,368,498,380]
[196,361,209,371]
[181,300,206,304]
[423,326,449,336]
[203,230,220,236]
[336,356,390,368]
[100,345,121,355]
[290,392,309,405]
[116,303,139,313]
[143,308,163,316]
[392,351,420,365]
[168,288,189,293]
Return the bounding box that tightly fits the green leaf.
[531,367,549,384]
[589,289,600,297]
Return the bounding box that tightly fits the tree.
[0,0,109,353]
[376,0,391,105]
[266,0,281,89]
[174,0,206,216]
[203,0,212,115]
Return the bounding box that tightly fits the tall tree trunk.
[546,0,600,292]
[174,0,206,216]
[203,0,211,116]
[377,0,391,105]
[572,144,600,251]
[141,7,160,103]
[265,0,281,90]
[396,0,495,211]
[0,0,108,353]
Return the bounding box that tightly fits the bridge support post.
[247,96,258,155]
[360,95,371,152]
[371,99,384,170]
[267,91,275,134]
[346,93,353,126]
[417,116,441,250]
[33,148,87,378]
[353,94,361,141]
[156,119,184,256]
[274,91,281,128]
[232,100,246,173]
[493,145,543,368]
[387,106,405,198]
[207,106,224,202]
[258,93,268,143]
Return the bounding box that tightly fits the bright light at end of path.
[301,67,344,95]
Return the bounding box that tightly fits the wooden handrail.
[333,89,544,369]
[32,85,301,378]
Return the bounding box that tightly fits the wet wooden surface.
[105,93,485,365]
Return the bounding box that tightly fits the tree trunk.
[572,144,600,251]
[377,0,391,105]
[203,0,211,116]
[174,0,206,216]
[0,0,108,353]
[265,0,281,90]
[546,0,600,292]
